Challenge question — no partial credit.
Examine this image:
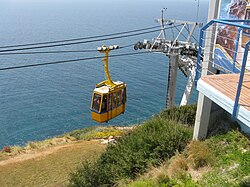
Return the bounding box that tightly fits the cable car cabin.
[91,81,126,123]
[91,44,126,122]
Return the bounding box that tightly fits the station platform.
[197,73,250,128]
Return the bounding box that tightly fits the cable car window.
[108,93,112,110]
[92,93,101,111]
[120,90,124,105]
[101,95,107,113]
[122,88,126,104]
[117,90,122,106]
[112,92,117,109]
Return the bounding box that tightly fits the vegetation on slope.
[199,130,250,186]
[69,104,250,187]
[158,104,196,126]
[122,128,250,187]
[5,104,247,187]
[0,126,130,187]
[0,141,106,187]
[0,126,129,160]
[69,105,197,187]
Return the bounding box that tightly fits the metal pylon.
[134,13,202,109]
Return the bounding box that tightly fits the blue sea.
[0,0,209,148]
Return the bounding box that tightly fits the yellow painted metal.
[91,85,126,123]
[91,104,126,123]
[96,46,116,88]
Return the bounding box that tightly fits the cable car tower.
[134,10,203,109]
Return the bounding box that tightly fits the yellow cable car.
[90,45,126,123]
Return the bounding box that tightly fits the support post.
[166,53,179,109]
[193,0,221,140]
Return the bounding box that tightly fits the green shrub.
[81,128,124,140]
[159,104,197,126]
[66,126,127,140]
[126,179,156,187]
[69,117,192,187]
[67,126,98,140]
[69,160,101,187]
[199,130,250,186]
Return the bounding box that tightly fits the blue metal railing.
[232,40,250,117]
[195,19,250,118]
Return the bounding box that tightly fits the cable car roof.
[94,85,110,94]
[94,81,125,94]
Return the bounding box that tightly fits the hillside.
[124,130,250,187]
[69,105,250,187]
[0,104,249,187]
[0,140,106,187]
[0,126,132,187]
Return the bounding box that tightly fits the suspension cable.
[0,44,134,56]
[0,25,181,53]
[173,25,189,41]
[0,29,162,53]
[184,26,198,43]
[0,25,161,49]
[0,51,151,71]
[0,49,96,55]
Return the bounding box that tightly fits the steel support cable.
[183,26,198,43]
[175,24,199,43]
[0,44,135,56]
[0,25,181,53]
[0,49,96,55]
[0,29,163,53]
[0,51,151,71]
[0,25,162,49]
[173,25,189,41]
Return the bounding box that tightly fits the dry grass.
[167,154,188,178]
[0,137,75,161]
[0,126,130,161]
[137,155,189,184]
[186,140,214,169]
[0,140,106,187]
[142,164,169,183]
[188,166,211,181]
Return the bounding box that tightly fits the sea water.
[0,0,209,148]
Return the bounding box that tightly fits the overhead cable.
[0,44,134,56]
[0,25,161,49]
[0,49,96,55]
[0,25,180,53]
[0,29,162,53]
[0,51,151,71]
